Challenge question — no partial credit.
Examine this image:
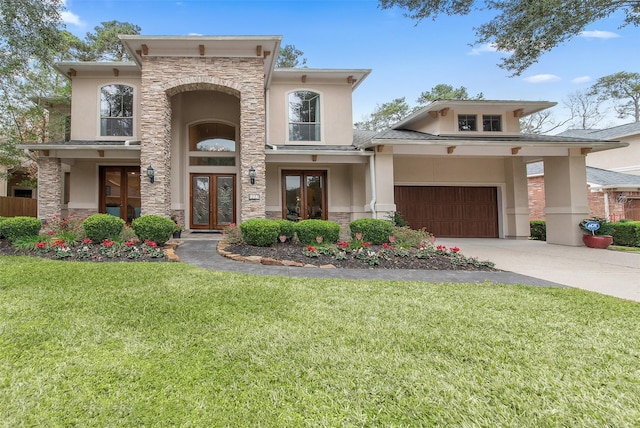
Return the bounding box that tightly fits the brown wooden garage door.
[394,186,499,238]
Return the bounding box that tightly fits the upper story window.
[100,84,133,136]
[458,114,477,131]
[483,115,502,132]
[288,91,321,141]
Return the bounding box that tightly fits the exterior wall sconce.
[249,166,256,185]
[146,165,155,183]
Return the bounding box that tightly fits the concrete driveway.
[438,238,640,303]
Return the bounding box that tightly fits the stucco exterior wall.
[267,82,353,145]
[69,76,141,141]
[586,136,640,175]
[410,107,522,136]
[393,156,506,183]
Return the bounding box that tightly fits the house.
[528,162,640,221]
[19,35,626,246]
[559,122,640,175]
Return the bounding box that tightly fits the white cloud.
[523,74,561,83]
[571,75,592,84]
[60,0,84,27]
[579,30,620,39]
[188,33,203,36]
[468,43,499,56]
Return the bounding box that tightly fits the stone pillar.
[373,146,396,219]
[503,157,530,239]
[239,73,266,222]
[37,157,62,220]
[543,153,589,246]
[140,67,171,218]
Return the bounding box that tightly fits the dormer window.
[288,91,321,141]
[458,115,477,131]
[100,84,133,136]
[483,115,502,132]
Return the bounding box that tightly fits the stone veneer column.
[37,157,62,220]
[139,56,265,221]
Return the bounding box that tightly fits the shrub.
[222,223,243,245]
[610,221,640,247]
[131,215,175,246]
[529,220,546,241]
[83,214,126,243]
[349,218,394,245]
[295,219,340,245]
[275,219,295,241]
[391,226,433,248]
[239,219,280,247]
[0,216,6,238]
[386,211,408,227]
[0,216,42,243]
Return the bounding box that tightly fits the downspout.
[265,88,270,146]
[369,153,376,218]
[603,189,610,221]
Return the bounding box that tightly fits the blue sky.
[61,0,639,130]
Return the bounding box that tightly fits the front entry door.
[99,166,141,223]
[190,174,235,230]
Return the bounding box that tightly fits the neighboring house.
[528,162,640,221]
[558,122,640,175]
[19,35,626,246]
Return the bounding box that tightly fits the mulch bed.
[0,239,168,263]
[223,242,499,271]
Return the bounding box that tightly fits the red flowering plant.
[35,241,49,254]
[302,245,319,257]
[41,214,86,245]
[141,240,165,258]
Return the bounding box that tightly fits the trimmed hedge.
[529,220,546,241]
[349,218,394,244]
[0,216,6,238]
[240,219,280,247]
[0,216,42,242]
[83,214,126,243]
[132,215,175,246]
[610,221,640,247]
[274,219,295,241]
[294,219,340,245]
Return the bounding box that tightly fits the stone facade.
[139,56,266,222]
[37,157,62,220]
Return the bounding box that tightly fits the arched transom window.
[100,84,133,136]
[288,91,321,141]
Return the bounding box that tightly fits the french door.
[190,173,236,230]
[99,166,141,223]
[282,170,327,221]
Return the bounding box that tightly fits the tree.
[276,44,307,68]
[416,84,483,106]
[0,0,64,170]
[519,111,572,135]
[379,0,640,76]
[589,72,640,122]
[564,90,604,129]
[354,97,411,131]
[84,21,142,61]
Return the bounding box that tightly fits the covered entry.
[394,186,499,238]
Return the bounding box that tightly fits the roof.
[393,99,557,130]
[272,68,371,91]
[557,122,640,140]
[18,140,141,150]
[355,128,626,152]
[527,161,640,187]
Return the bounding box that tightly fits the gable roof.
[527,161,640,188]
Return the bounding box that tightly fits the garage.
[394,186,499,238]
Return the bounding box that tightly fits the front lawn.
[1,257,639,426]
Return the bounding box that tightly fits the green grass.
[609,245,640,253]
[1,257,639,427]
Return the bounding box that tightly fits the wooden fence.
[0,196,38,218]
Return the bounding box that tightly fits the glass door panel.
[104,170,122,218]
[284,175,302,221]
[126,169,141,222]
[306,174,323,219]
[192,176,211,226]
[216,176,234,226]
